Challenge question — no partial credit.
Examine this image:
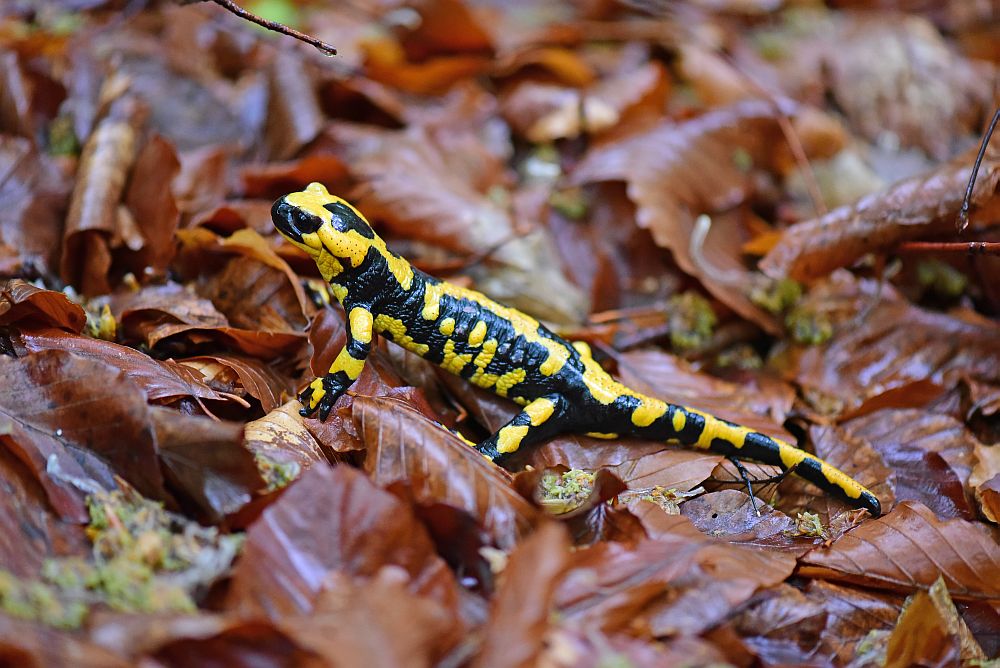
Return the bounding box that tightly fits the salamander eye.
[271,199,323,241]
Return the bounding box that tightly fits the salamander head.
[271,182,377,268]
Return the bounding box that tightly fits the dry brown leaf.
[14,328,229,404]
[776,272,1000,413]
[799,500,1000,601]
[0,279,85,332]
[884,576,984,668]
[473,523,571,668]
[760,158,1000,281]
[355,395,540,550]
[0,349,167,521]
[571,99,790,329]
[60,95,146,296]
[179,353,293,413]
[0,136,69,277]
[225,464,461,619]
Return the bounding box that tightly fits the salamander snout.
[271,198,323,243]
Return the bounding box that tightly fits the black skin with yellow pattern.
[272,183,882,517]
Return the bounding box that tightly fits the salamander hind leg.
[476,395,569,465]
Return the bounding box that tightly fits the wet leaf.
[0,135,69,277]
[761,159,1000,281]
[553,515,796,635]
[731,585,827,666]
[884,576,984,668]
[571,99,789,325]
[0,445,89,577]
[150,407,264,523]
[473,523,571,668]
[0,349,168,520]
[0,614,131,668]
[225,464,460,619]
[355,395,540,550]
[14,328,229,404]
[799,500,1000,601]
[804,580,902,666]
[0,280,85,332]
[777,273,1000,412]
[681,490,816,553]
[244,401,327,487]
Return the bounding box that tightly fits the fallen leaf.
[0,349,168,520]
[225,464,460,619]
[799,500,1000,601]
[150,407,264,523]
[804,580,902,666]
[0,444,89,577]
[354,395,540,550]
[0,135,69,277]
[14,328,229,404]
[473,523,571,668]
[178,353,293,413]
[553,515,796,635]
[0,614,131,668]
[571,99,790,326]
[760,158,1000,281]
[731,585,827,666]
[244,401,328,483]
[681,490,816,553]
[776,272,1000,413]
[60,94,146,296]
[884,576,984,668]
[0,280,85,332]
[275,567,463,667]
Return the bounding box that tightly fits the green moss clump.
[539,469,595,515]
[667,292,717,353]
[0,489,241,629]
[785,306,833,345]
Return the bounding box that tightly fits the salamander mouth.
[271,198,323,242]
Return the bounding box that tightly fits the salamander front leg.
[476,395,568,465]
[300,305,374,420]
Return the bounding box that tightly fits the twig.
[207,0,337,55]
[897,241,1000,256]
[957,106,999,234]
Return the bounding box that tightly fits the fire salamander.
[271,183,881,517]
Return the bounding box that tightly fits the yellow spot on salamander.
[470,339,498,387]
[468,321,488,347]
[374,314,429,356]
[586,432,619,439]
[497,425,530,454]
[316,251,344,282]
[439,318,455,336]
[338,351,366,380]
[572,340,592,358]
[495,368,526,398]
[349,307,373,344]
[672,409,687,433]
[331,283,348,302]
[525,397,556,426]
[778,443,806,469]
[631,399,666,427]
[308,378,325,408]
[442,339,473,375]
[422,281,444,320]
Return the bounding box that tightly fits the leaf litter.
[0,0,998,664]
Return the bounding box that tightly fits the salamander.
[271,183,882,517]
